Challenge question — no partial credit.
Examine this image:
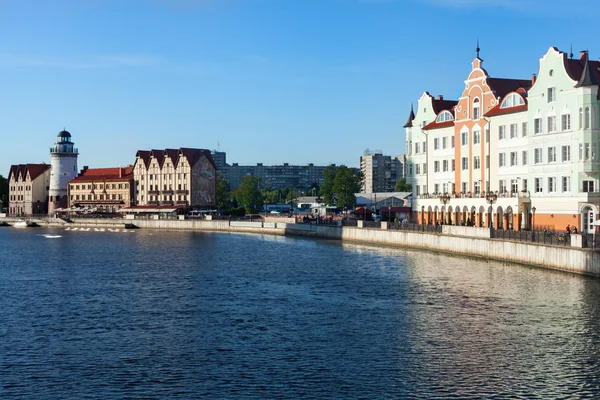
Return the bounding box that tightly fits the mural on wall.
[191,156,216,206]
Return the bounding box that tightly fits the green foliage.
[331,165,361,209]
[319,165,337,205]
[215,174,231,211]
[235,176,263,214]
[0,175,7,209]
[394,177,411,192]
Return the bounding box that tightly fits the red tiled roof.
[8,163,50,181]
[423,120,454,130]
[487,78,532,99]
[70,166,133,183]
[485,103,528,117]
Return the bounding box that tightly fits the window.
[473,130,480,144]
[534,148,543,164]
[579,107,583,129]
[443,160,448,172]
[485,129,490,143]
[583,180,595,192]
[499,180,507,194]
[585,143,591,160]
[547,116,556,132]
[415,185,420,196]
[585,107,590,129]
[510,124,518,138]
[510,151,518,166]
[562,114,571,131]
[486,155,490,169]
[522,178,528,192]
[434,138,439,150]
[474,181,481,194]
[473,98,480,120]
[436,111,453,122]
[522,122,527,137]
[422,185,426,194]
[473,156,481,169]
[422,142,426,153]
[462,182,467,193]
[562,145,571,162]
[562,176,570,192]
[451,159,455,171]
[499,153,506,167]
[415,143,420,154]
[434,184,439,194]
[461,132,468,146]
[535,178,542,193]
[511,179,518,194]
[451,136,455,148]
[423,164,427,174]
[534,118,542,134]
[500,93,525,108]
[522,150,528,166]
[408,164,413,175]
[462,157,468,170]
[548,147,556,163]
[442,137,447,149]
[434,161,440,173]
[415,164,420,175]
[548,177,556,192]
[498,125,506,140]
[547,87,556,102]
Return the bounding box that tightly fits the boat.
[13,220,37,228]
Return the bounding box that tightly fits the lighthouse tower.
[48,129,78,215]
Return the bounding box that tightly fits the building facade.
[405,46,600,233]
[48,130,79,215]
[7,164,51,216]
[360,152,404,193]
[133,148,216,209]
[67,166,134,213]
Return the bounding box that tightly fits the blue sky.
[0,0,596,175]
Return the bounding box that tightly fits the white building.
[48,130,78,215]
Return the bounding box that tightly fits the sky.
[0,0,597,175]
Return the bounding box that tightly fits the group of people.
[566,224,578,234]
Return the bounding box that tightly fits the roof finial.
[570,44,573,59]
[476,38,480,59]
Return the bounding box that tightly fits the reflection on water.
[1,229,599,398]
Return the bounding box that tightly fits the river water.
[1,228,599,399]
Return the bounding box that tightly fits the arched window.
[436,111,454,123]
[579,107,583,129]
[473,98,480,120]
[585,107,591,129]
[500,93,525,108]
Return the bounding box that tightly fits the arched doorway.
[581,204,597,234]
[505,206,514,230]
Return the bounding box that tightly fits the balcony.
[49,147,79,154]
[148,190,159,195]
[176,190,189,195]
[162,201,174,206]
[148,201,159,205]
[176,201,188,205]
[162,190,174,195]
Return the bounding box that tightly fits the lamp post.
[439,193,450,225]
[485,191,498,228]
[532,206,536,230]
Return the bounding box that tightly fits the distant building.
[48,130,79,215]
[7,164,51,216]
[213,151,347,192]
[133,148,216,209]
[360,153,404,193]
[67,166,134,213]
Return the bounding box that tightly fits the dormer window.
[436,111,454,123]
[500,93,525,109]
[473,98,480,120]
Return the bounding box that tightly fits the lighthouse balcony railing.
[50,148,79,154]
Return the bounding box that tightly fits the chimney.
[532,73,536,85]
[437,95,444,100]
[119,168,122,178]
[83,166,88,171]
[580,50,588,61]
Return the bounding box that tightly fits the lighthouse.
[48,129,78,215]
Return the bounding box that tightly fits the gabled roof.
[150,150,165,167]
[135,150,152,169]
[8,164,50,182]
[179,148,216,170]
[487,78,532,99]
[403,104,416,128]
[565,54,600,84]
[164,149,179,165]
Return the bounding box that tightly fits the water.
[1,228,600,399]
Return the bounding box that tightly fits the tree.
[215,174,231,211]
[394,177,411,192]
[0,175,8,210]
[320,165,337,205]
[332,165,361,210]
[235,176,263,214]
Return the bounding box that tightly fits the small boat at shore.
[13,220,38,228]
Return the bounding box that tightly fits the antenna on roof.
[217,141,220,151]
[476,38,480,59]
[570,44,573,59]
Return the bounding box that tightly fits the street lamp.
[439,193,451,205]
[532,206,536,230]
[486,191,498,228]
